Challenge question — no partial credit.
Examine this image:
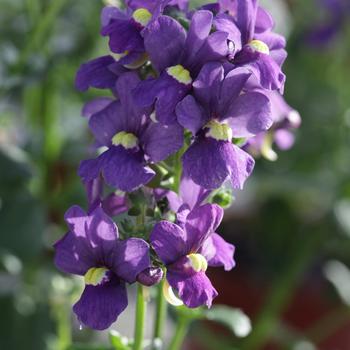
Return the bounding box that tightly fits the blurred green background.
[0,0,349,349]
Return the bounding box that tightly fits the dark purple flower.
[177,62,272,189]
[78,72,184,192]
[217,0,287,92]
[134,10,229,124]
[150,203,235,308]
[54,205,150,330]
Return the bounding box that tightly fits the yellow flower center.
[132,8,152,27]
[84,267,108,286]
[166,65,192,85]
[205,120,233,141]
[112,131,138,149]
[249,40,270,55]
[187,253,208,272]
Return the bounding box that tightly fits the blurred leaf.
[205,306,252,338]
[109,330,130,350]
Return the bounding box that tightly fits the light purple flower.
[150,204,235,308]
[78,72,184,192]
[177,62,272,189]
[54,206,150,330]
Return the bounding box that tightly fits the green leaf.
[205,306,252,338]
[109,330,131,350]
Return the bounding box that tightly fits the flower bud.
[137,267,163,287]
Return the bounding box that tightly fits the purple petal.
[144,15,186,72]
[73,275,127,330]
[236,0,258,43]
[150,221,188,264]
[182,138,231,189]
[141,122,184,162]
[176,95,208,135]
[113,238,150,283]
[102,147,155,192]
[225,91,272,138]
[54,206,118,275]
[185,204,222,252]
[183,138,254,190]
[193,62,224,110]
[167,269,218,308]
[245,52,286,91]
[227,143,255,189]
[274,129,295,150]
[255,6,274,34]
[82,97,114,119]
[102,192,128,217]
[85,177,103,212]
[219,67,252,115]
[178,175,211,209]
[200,233,235,271]
[183,10,213,65]
[101,6,127,28]
[255,31,286,51]
[101,17,144,54]
[88,101,124,146]
[75,56,120,91]
[190,31,229,75]
[213,14,242,52]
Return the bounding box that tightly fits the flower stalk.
[152,276,168,349]
[133,284,147,350]
[167,315,190,350]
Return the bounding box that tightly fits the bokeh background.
[0,0,349,349]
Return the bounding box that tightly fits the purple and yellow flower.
[217,0,287,92]
[177,62,272,189]
[54,205,150,330]
[150,203,235,308]
[134,10,229,124]
[78,71,184,192]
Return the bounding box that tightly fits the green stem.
[167,316,190,350]
[133,284,147,350]
[152,277,167,349]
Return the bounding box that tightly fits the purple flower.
[217,0,287,92]
[134,10,229,124]
[150,203,235,308]
[177,62,272,189]
[78,72,184,192]
[54,205,150,330]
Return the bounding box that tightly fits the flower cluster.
[54,0,300,331]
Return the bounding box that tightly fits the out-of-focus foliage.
[1,0,350,349]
